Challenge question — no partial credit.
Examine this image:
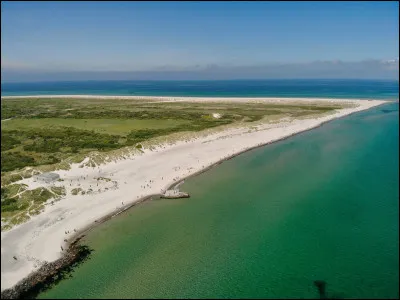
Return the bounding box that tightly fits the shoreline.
[0,237,93,299]
[0,97,390,294]
[66,99,392,247]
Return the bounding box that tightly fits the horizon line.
[2,78,399,84]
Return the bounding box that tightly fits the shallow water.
[38,102,399,299]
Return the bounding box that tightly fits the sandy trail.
[0,97,388,291]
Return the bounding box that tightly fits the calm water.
[39,102,399,299]
[1,79,399,99]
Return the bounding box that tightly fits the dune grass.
[2,118,190,136]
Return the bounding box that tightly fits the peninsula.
[1,96,387,293]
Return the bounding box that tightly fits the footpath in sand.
[0,97,387,291]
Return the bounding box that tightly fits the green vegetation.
[2,118,190,135]
[1,132,21,151]
[96,177,111,182]
[1,151,36,172]
[1,97,344,230]
[1,99,251,173]
[51,186,66,198]
[71,188,83,195]
[1,183,28,197]
[1,197,19,212]
[1,184,66,229]
[1,98,342,175]
[28,187,54,204]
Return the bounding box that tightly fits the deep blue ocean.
[1,79,398,99]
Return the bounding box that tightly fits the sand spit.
[1,97,388,292]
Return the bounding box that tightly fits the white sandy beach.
[1,94,380,104]
[0,97,388,291]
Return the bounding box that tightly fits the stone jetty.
[160,189,190,199]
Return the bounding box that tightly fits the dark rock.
[1,240,93,299]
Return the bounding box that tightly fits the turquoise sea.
[37,98,399,299]
[4,79,398,298]
[1,79,399,99]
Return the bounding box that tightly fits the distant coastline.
[1,94,397,103]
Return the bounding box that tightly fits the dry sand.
[0,97,387,291]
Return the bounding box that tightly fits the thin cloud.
[1,59,398,82]
[0,59,37,71]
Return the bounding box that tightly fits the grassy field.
[2,118,190,135]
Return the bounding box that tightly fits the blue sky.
[1,1,398,81]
